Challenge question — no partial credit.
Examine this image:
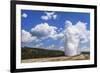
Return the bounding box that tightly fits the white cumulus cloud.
[22,13,28,18]
[51,32,64,40]
[53,14,57,20]
[31,23,57,39]
[41,16,49,20]
[34,43,43,48]
[47,45,64,51]
[48,44,56,49]
[41,12,57,20]
[21,30,37,43]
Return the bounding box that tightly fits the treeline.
[21,47,65,60]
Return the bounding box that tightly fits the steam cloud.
[64,20,89,56]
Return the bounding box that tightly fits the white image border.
[16,4,94,69]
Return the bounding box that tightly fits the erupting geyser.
[64,20,81,56]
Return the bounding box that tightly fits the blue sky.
[21,9,90,51]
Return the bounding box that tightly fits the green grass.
[21,47,65,60]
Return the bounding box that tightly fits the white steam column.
[64,21,80,56]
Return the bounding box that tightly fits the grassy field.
[21,47,64,60]
[21,47,90,63]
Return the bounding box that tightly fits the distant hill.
[81,52,90,54]
[21,47,65,60]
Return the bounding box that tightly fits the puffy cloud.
[21,30,37,43]
[41,12,57,20]
[65,20,73,27]
[45,12,55,16]
[81,48,90,52]
[53,14,57,20]
[51,32,64,40]
[48,44,55,49]
[34,43,43,48]
[22,22,64,44]
[22,13,28,18]
[64,20,90,56]
[31,22,64,41]
[41,16,49,20]
[47,45,64,51]
[31,23,57,39]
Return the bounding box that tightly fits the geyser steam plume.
[64,20,88,56]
